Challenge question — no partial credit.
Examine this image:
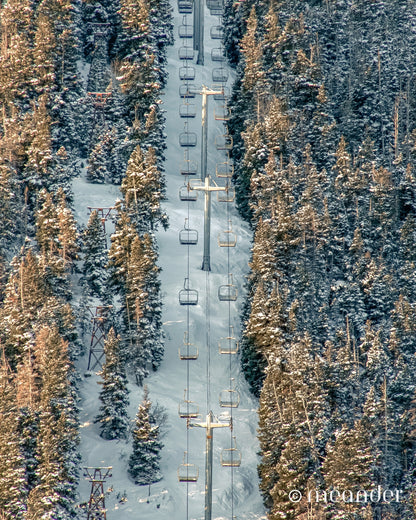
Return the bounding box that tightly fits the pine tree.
[86,139,108,183]
[81,210,108,299]
[128,385,163,486]
[125,233,164,381]
[121,144,167,232]
[0,352,27,519]
[95,328,130,440]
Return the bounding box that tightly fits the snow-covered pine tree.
[0,353,27,519]
[0,0,34,107]
[128,385,163,486]
[86,138,108,183]
[124,233,164,383]
[81,210,108,299]
[121,144,167,233]
[95,328,130,440]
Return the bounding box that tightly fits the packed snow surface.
[74,4,266,519]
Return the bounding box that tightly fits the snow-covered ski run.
[73,3,266,519]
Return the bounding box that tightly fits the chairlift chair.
[179,219,198,245]
[179,24,193,38]
[179,66,196,81]
[218,221,237,247]
[219,388,240,408]
[179,84,196,98]
[179,131,197,147]
[178,389,199,417]
[179,277,198,305]
[218,335,239,355]
[216,161,234,178]
[218,274,237,301]
[210,25,223,39]
[179,183,197,201]
[178,400,199,417]
[211,48,225,62]
[180,159,198,176]
[215,134,233,150]
[206,0,222,9]
[179,103,197,118]
[212,68,229,83]
[178,453,199,482]
[217,186,235,202]
[178,0,193,13]
[220,438,242,467]
[214,105,231,121]
[179,331,199,360]
[179,46,195,60]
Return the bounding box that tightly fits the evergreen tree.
[0,353,27,519]
[95,328,130,440]
[124,233,164,382]
[121,144,167,233]
[86,138,108,183]
[128,385,163,486]
[81,210,108,299]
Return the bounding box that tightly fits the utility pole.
[191,177,227,271]
[189,412,231,520]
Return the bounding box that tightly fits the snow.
[73,4,266,519]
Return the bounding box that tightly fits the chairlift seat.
[214,105,230,121]
[219,389,240,408]
[179,132,197,147]
[179,278,198,304]
[179,84,196,98]
[178,0,193,13]
[178,463,199,482]
[211,48,225,62]
[179,185,197,201]
[179,288,198,304]
[217,187,235,202]
[179,66,196,81]
[221,448,242,467]
[178,400,199,417]
[179,343,199,360]
[216,162,234,178]
[212,68,229,83]
[215,134,233,150]
[179,47,195,60]
[210,25,223,39]
[218,284,237,301]
[207,0,221,7]
[218,335,239,354]
[180,228,198,245]
[218,230,237,247]
[180,159,198,176]
[179,24,193,38]
[180,103,197,118]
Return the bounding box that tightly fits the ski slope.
[73,3,266,519]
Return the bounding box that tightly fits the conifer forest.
[0,0,416,519]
